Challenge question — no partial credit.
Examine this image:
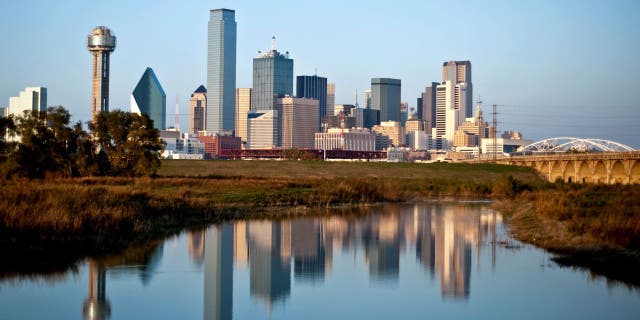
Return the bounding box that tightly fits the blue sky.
[1,0,639,147]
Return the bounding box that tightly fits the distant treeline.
[0,107,164,178]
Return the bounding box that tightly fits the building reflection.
[79,203,501,320]
[247,220,291,308]
[81,241,164,320]
[204,223,234,320]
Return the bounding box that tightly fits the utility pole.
[492,104,497,163]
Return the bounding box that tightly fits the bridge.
[483,138,640,184]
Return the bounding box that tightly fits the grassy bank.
[496,183,640,287]
[2,160,639,286]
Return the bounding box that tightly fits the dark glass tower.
[131,67,166,130]
[371,78,401,122]
[296,75,327,128]
[251,38,294,111]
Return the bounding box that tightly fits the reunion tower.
[87,26,116,120]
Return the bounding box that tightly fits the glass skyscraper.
[296,75,327,129]
[131,67,166,130]
[251,39,293,111]
[207,9,237,134]
[371,78,401,122]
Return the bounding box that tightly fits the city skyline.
[1,1,639,147]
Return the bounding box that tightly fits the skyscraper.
[278,96,319,149]
[296,75,327,129]
[421,82,439,128]
[442,61,472,118]
[190,85,207,133]
[371,78,401,122]
[433,81,467,149]
[252,37,293,111]
[131,67,166,130]
[363,89,371,109]
[235,88,252,144]
[87,26,116,120]
[326,83,335,116]
[207,9,237,134]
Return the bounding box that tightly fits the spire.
[271,36,276,51]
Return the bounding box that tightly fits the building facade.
[252,38,293,111]
[296,75,327,128]
[206,9,237,134]
[420,82,439,128]
[371,78,401,122]
[247,110,279,149]
[189,85,207,133]
[352,108,380,129]
[235,88,252,144]
[442,61,472,118]
[433,81,468,150]
[278,97,319,149]
[327,83,335,116]
[372,121,405,149]
[5,87,47,117]
[87,26,116,120]
[131,67,166,130]
[198,134,242,159]
[314,128,376,151]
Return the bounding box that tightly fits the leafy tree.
[90,111,163,176]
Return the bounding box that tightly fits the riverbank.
[1,160,639,287]
[495,183,640,287]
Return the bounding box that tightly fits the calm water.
[1,203,639,320]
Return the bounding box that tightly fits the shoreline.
[1,161,639,287]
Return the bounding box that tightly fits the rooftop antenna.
[271,36,276,51]
[174,95,180,130]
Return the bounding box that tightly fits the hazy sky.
[1,0,639,147]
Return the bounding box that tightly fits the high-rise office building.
[5,87,47,117]
[189,85,207,133]
[87,26,116,120]
[296,75,327,128]
[252,38,293,111]
[371,78,401,122]
[326,83,335,116]
[235,88,252,144]
[207,9,237,134]
[433,81,467,149]
[352,108,380,129]
[363,89,371,109]
[131,67,166,130]
[247,110,279,149]
[278,96,319,149]
[421,82,439,128]
[442,61,472,118]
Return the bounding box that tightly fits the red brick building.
[198,135,241,159]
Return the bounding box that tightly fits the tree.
[90,111,164,176]
[13,107,79,178]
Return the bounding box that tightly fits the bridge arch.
[577,161,592,183]
[549,161,565,182]
[631,161,640,184]
[592,161,608,184]
[610,160,627,184]
[564,161,576,183]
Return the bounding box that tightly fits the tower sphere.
[87,26,116,52]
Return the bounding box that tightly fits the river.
[0,203,638,319]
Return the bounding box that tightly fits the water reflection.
[4,203,638,319]
[81,241,164,320]
[194,203,500,318]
